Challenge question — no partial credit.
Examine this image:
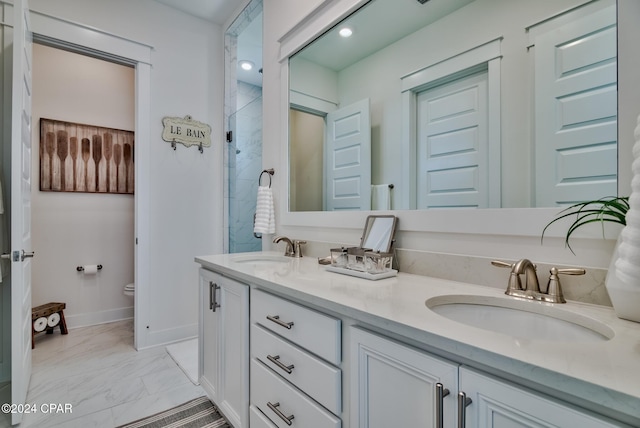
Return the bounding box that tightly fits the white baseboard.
[65,306,134,329]
[138,322,198,350]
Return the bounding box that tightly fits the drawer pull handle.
[435,382,450,428]
[457,391,472,428]
[209,282,220,312]
[267,354,295,374]
[266,314,294,329]
[267,401,294,426]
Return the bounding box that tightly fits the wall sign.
[162,115,212,151]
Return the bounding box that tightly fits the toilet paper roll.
[33,317,47,332]
[47,312,60,328]
[82,264,99,275]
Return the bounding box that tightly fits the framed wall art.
[40,118,135,194]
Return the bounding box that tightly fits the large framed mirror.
[288,0,617,213]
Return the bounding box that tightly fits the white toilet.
[124,282,135,297]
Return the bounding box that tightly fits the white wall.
[264,0,640,270]
[29,0,224,348]
[31,44,135,328]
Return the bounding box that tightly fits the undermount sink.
[231,254,291,265]
[426,295,614,343]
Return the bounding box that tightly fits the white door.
[324,99,371,211]
[10,0,33,424]
[534,3,617,206]
[416,71,490,209]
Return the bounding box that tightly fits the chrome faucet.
[492,259,585,303]
[273,236,306,257]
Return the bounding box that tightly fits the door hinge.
[226,131,233,142]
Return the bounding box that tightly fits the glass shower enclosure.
[224,0,263,253]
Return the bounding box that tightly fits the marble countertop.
[195,251,640,424]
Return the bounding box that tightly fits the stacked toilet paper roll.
[33,317,47,332]
[47,312,60,328]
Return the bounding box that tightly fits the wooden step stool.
[32,302,68,349]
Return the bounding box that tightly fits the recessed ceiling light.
[339,27,353,38]
[239,60,254,71]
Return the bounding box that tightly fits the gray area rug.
[116,396,231,428]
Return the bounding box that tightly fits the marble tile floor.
[1,320,205,428]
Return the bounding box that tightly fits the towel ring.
[259,168,275,188]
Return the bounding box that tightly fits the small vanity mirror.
[360,215,397,252]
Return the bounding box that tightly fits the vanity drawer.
[252,323,342,415]
[252,289,341,365]
[251,359,341,428]
[250,404,277,428]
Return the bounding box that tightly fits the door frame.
[27,9,153,350]
[400,38,502,210]
[324,98,371,211]
[0,0,12,384]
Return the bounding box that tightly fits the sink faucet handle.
[491,260,523,294]
[293,240,307,258]
[491,260,513,269]
[545,267,585,304]
[556,268,586,276]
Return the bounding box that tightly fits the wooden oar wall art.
[40,118,134,194]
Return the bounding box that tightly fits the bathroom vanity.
[196,252,640,428]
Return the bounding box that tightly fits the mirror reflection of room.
[361,215,397,252]
[288,0,617,212]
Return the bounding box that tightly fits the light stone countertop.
[195,251,640,425]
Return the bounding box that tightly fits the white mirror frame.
[278,0,628,239]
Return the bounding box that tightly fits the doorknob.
[1,250,35,262]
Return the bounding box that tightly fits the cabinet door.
[199,269,249,428]
[199,269,221,401]
[350,327,459,428]
[459,367,628,428]
[218,274,249,428]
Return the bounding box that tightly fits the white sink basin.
[426,295,614,342]
[231,254,291,265]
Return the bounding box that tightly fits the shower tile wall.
[229,81,263,253]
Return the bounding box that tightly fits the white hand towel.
[371,184,391,210]
[615,114,640,287]
[254,185,275,235]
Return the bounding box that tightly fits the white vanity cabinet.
[350,327,459,428]
[250,289,342,428]
[350,327,629,428]
[195,253,639,428]
[460,367,628,428]
[199,268,249,428]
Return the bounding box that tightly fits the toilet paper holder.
[76,264,103,272]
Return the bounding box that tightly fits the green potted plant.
[541,196,629,254]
